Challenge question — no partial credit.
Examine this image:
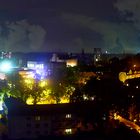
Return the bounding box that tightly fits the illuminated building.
[78,72,96,84]
[0,60,13,73]
[27,61,44,70]
[66,59,77,67]
[1,52,12,59]
[19,69,36,79]
[6,102,100,139]
[94,48,102,66]
[119,70,140,83]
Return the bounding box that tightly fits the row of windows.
[26,114,72,121]
[26,128,72,135]
[65,129,72,134]
[26,123,48,128]
[26,130,48,135]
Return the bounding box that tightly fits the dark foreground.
[3,126,140,140]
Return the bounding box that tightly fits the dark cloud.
[62,13,140,53]
[0,0,139,53]
[0,20,46,52]
[115,0,140,27]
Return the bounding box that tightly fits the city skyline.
[0,0,139,53]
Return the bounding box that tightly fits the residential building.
[6,99,104,139]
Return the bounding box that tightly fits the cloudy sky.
[0,0,140,53]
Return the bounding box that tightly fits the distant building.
[1,52,12,59]
[94,48,102,66]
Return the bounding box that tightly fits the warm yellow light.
[26,97,34,104]
[39,80,48,87]
[65,129,72,134]
[66,114,71,118]
[134,64,136,68]
[26,94,70,105]
[24,79,34,85]
[126,83,129,86]
[119,72,127,83]
[60,96,70,103]
[66,59,77,67]
[134,119,137,122]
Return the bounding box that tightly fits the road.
[113,113,140,134]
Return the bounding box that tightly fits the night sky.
[0,0,140,53]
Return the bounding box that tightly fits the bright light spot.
[95,58,98,62]
[83,95,88,100]
[66,59,77,67]
[113,113,119,120]
[27,61,44,69]
[35,116,40,121]
[65,129,72,134]
[126,83,129,86]
[60,96,70,103]
[102,117,106,120]
[66,114,71,118]
[0,101,3,111]
[24,79,33,84]
[91,97,94,100]
[136,86,139,89]
[134,119,137,123]
[19,70,35,79]
[26,97,34,105]
[0,61,12,72]
[39,80,47,87]
[133,64,136,68]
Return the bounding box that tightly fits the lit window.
[65,129,72,134]
[91,97,94,100]
[83,95,88,100]
[66,114,71,118]
[126,83,129,86]
[35,116,41,121]
[95,58,98,62]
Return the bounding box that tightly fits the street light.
[133,64,136,71]
[0,60,12,73]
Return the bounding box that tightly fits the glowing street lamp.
[133,64,136,71]
[0,60,12,72]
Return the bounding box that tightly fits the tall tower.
[94,48,102,64]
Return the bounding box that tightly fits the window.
[66,114,71,119]
[65,129,72,134]
[35,116,41,121]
